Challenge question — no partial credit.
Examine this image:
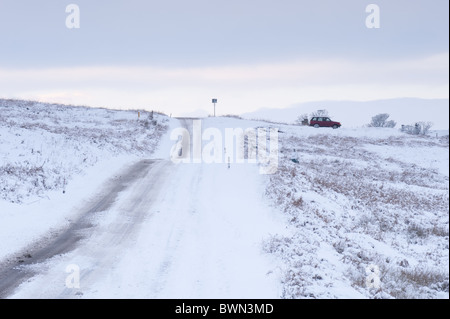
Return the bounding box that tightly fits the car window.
[318,117,323,121]
[326,118,331,121]
[312,117,317,121]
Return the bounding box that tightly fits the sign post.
[212,99,217,117]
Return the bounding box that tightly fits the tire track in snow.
[0,159,166,298]
[3,117,283,298]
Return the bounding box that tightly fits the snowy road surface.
[0,118,283,298]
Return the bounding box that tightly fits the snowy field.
[0,99,168,204]
[265,124,449,298]
[0,100,448,299]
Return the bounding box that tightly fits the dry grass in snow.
[263,128,449,299]
[0,99,168,203]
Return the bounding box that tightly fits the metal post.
[212,99,217,117]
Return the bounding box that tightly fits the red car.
[310,117,341,129]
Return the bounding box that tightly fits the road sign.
[212,99,217,103]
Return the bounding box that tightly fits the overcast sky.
[0,0,448,116]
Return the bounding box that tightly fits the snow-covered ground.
[265,124,449,299]
[0,101,448,299]
[0,99,168,204]
[0,103,285,298]
[0,99,168,262]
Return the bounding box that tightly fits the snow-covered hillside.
[264,124,449,298]
[0,101,448,299]
[0,99,168,203]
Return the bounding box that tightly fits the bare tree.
[417,122,433,135]
[401,122,433,135]
[368,113,397,128]
[310,109,329,118]
[295,113,309,125]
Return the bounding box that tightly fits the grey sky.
[0,0,448,117]
[1,0,448,67]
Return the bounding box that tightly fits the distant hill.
[240,98,449,130]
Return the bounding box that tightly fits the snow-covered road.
[1,118,283,298]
